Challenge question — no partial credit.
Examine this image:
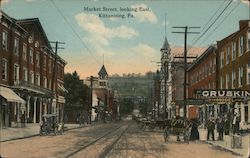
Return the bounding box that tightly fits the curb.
[202,140,244,157]
[0,125,84,143]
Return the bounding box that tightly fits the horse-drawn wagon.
[164,117,191,143]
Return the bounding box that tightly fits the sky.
[1,0,249,78]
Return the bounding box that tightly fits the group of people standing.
[206,113,240,141]
[188,113,240,141]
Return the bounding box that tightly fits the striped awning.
[0,86,25,104]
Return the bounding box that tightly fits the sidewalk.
[0,123,84,142]
[199,128,250,157]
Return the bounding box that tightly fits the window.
[14,64,19,84]
[2,31,8,50]
[226,47,230,64]
[14,38,19,55]
[220,76,224,89]
[226,73,230,89]
[43,55,46,69]
[30,48,34,64]
[220,51,224,68]
[248,30,250,51]
[35,73,40,86]
[232,42,236,60]
[43,76,47,88]
[232,70,236,88]
[29,71,34,84]
[213,58,216,72]
[23,44,27,61]
[23,67,28,82]
[36,53,39,67]
[49,60,52,73]
[239,36,244,56]
[239,67,244,87]
[48,79,51,89]
[2,59,7,80]
[247,63,250,85]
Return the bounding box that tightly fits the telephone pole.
[49,41,65,121]
[172,26,200,118]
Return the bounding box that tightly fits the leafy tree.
[64,71,90,111]
[119,98,135,115]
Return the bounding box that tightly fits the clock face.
[28,36,33,43]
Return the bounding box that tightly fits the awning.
[0,86,26,104]
[58,84,68,93]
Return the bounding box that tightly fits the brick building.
[0,12,67,127]
[217,20,250,130]
[187,45,217,123]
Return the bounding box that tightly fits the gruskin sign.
[196,89,250,98]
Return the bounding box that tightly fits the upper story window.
[2,31,8,50]
[238,66,244,87]
[2,59,7,80]
[14,64,20,84]
[232,42,236,61]
[36,53,40,67]
[35,73,40,86]
[43,76,47,88]
[14,38,19,55]
[220,76,224,89]
[30,47,34,64]
[239,36,244,56]
[29,71,34,84]
[23,44,27,61]
[226,47,230,65]
[248,30,250,51]
[225,73,230,89]
[43,55,46,69]
[247,63,250,85]
[213,58,216,72]
[23,67,28,82]
[220,51,224,68]
[232,69,236,89]
[49,60,52,73]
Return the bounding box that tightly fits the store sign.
[196,90,250,98]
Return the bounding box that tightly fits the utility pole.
[172,26,200,118]
[89,76,94,124]
[49,41,65,121]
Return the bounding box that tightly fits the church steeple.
[161,37,170,52]
[98,65,108,88]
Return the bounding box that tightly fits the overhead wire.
[50,0,100,64]
[192,0,241,53]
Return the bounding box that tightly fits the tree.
[64,71,90,112]
[119,98,134,115]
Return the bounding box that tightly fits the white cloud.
[75,13,139,46]
[131,4,158,24]
[132,43,157,58]
[1,0,10,5]
[241,0,249,5]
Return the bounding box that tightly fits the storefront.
[0,86,26,127]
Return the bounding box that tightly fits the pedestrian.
[206,117,215,141]
[190,118,200,141]
[20,113,26,128]
[224,115,230,135]
[235,114,240,135]
[216,117,224,140]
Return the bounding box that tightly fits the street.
[1,121,239,158]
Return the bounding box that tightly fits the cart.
[39,114,64,136]
[164,117,191,143]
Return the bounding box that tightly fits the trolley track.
[65,122,131,158]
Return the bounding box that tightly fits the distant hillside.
[109,73,154,98]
